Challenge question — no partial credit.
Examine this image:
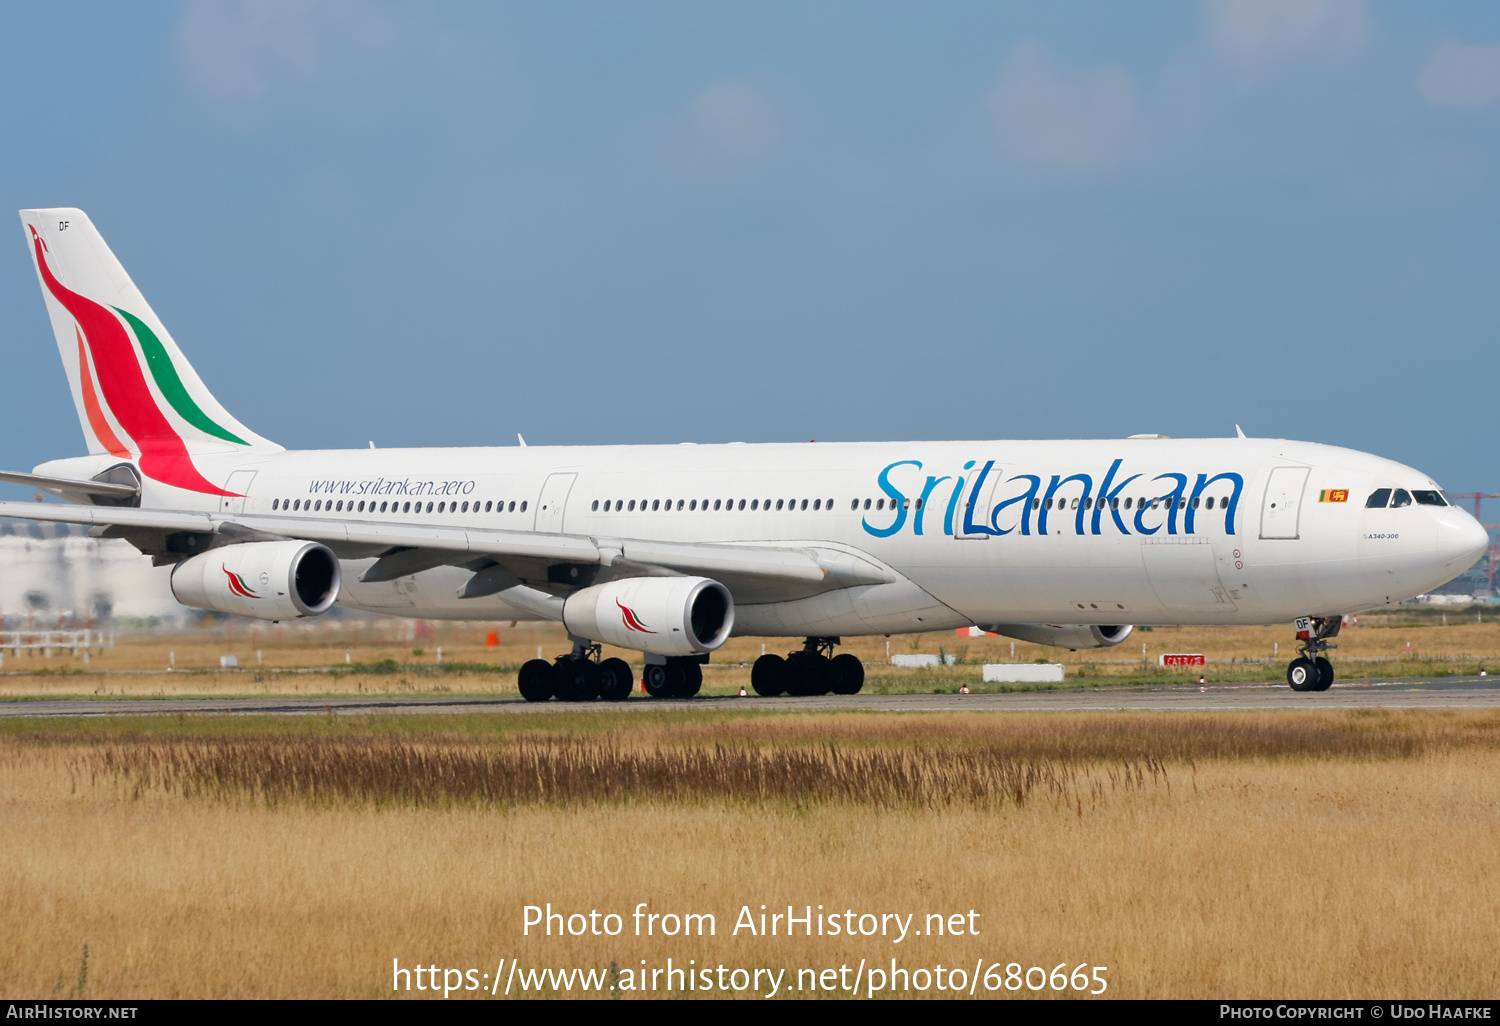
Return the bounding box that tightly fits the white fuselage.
[44,435,1485,637]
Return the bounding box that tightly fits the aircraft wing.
[0,501,891,602]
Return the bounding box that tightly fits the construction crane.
[1451,493,1500,596]
[1451,492,1500,529]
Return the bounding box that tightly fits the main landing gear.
[518,641,633,703]
[750,637,865,697]
[1286,616,1340,693]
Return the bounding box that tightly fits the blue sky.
[1,1,1498,498]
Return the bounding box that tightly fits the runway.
[3,677,1499,717]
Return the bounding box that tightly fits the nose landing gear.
[517,641,634,702]
[751,637,865,697]
[1286,616,1340,692]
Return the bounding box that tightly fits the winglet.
[1235,424,1246,438]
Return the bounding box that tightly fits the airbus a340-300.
[0,209,1486,698]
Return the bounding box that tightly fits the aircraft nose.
[1437,511,1490,570]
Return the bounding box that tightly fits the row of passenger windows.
[594,497,837,513]
[1366,488,1446,509]
[271,498,527,514]
[589,494,1230,515]
[1036,495,1226,511]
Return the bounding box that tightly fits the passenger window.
[1070,498,1078,510]
[826,498,832,509]
[520,501,527,512]
[483,501,491,512]
[427,502,435,513]
[651,500,660,511]
[752,499,759,511]
[676,499,684,510]
[628,500,636,511]
[1413,490,1446,507]
[1191,497,1199,509]
[439,502,447,513]
[272,499,279,510]
[591,500,598,511]
[864,498,872,510]
[713,500,721,511]
[850,499,858,511]
[800,499,808,511]
[1390,489,1412,508]
[689,499,697,511]
[814,499,822,511]
[1032,498,1040,511]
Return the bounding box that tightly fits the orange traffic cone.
[738,687,747,696]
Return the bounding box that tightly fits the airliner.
[0,209,1487,698]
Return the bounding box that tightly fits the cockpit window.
[1412,490,1447,507]
[1390,488,1412,508]
[1366,488,1391,508]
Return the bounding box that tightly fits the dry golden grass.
[2,710,1498,999]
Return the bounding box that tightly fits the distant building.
[0,518,183,626]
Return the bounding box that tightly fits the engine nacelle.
[171,541,341,620]
[563,576,733,657]
[982,623,1134,651]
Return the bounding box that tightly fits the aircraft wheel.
[672,660,703,698]
[552,658,598,702]
[751,654,787,696]
[1287,657,1321,692]
[598,657,633,701]
[1313,657,1335,692]
[828,653,865,695]
[644,662,683,699]
[787,653,831,696]
[518,658,554,702]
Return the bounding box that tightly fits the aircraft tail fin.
[19,208,280,494]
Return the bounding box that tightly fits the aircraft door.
[220,470,257,514]
[1260,466,1310,540]
[534,473,577,533]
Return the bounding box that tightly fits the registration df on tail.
[1,208,1487,697]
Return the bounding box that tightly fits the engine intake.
[563,576,733,657]
[171,540,341,620]
[981,623,1134,651]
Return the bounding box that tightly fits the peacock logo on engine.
[222,565,260,599]
[616,600,655,634]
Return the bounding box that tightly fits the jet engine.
[171,540,341,620]
[981,623,1134,651]
[563,576,733,657]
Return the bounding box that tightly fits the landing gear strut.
[518,641,633,703]
[1287,617,1339,693]
[751,637,865,698]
